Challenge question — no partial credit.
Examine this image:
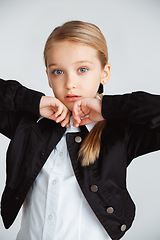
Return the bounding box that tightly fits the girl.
[0,20,160,240]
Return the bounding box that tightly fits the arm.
[102,91,160,164]
[72,91,160,128]
[0,78,44,138]
[0,79,71,138]
[0,78,43,115]
[102,91,160,129]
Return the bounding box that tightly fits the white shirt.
[16,118,111,240]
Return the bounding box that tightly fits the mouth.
[64,94,81,102]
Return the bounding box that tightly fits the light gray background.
[0,0,160,239]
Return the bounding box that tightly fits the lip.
[64,94,81,102]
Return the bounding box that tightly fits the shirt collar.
[66,116,96,133]
[37,116,96,133]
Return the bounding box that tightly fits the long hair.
[44,20,108,166]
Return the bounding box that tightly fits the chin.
[63,102,73,112]
[68,105,74,112]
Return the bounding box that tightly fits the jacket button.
[75,136,82,143]
[90,185,98,192]
[120,224,127,232]
[106,207,114,214]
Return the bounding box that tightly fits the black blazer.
[0,78,160,240]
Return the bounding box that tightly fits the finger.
[72,113,81,124]
[72,101,81,116]
[72,112,82,127]
[73,118,81,128]
[73,105,86,122]
[55,108,68,123]
[54,104,63,118]
[61,111,71,127]
[48,114,57,121]
[78,117,92,126]
[44,108,57,121]
[73,101,86,117]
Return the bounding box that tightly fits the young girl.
[0,20,160,240]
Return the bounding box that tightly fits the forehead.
[46,40,99,65]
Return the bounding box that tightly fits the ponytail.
[78,94,106,166]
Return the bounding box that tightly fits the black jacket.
[0,78,160,240]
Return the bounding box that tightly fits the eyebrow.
[48,63,58,68]
[75,61,93,65]
[48,60,93,68]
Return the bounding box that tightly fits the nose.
[65,73,77,90]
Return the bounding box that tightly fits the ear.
[46,69,52,88]
[100,64,111,85]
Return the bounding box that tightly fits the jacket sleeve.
[101,91,160,164]
[0,78,44,138]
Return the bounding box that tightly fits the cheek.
[91,70,102,82]
[50,80,58,90]
[91,75,101,88]
[52,83,64,99]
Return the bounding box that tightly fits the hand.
[72,98,104,127]
[39,96,71,127]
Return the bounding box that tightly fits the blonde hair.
[44,20,108,166]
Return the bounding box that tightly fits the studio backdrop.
[0,0,160,239]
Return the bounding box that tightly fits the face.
[46,41,110,111]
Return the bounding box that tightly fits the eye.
[78,67,88,73]
[53,70,63,75]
